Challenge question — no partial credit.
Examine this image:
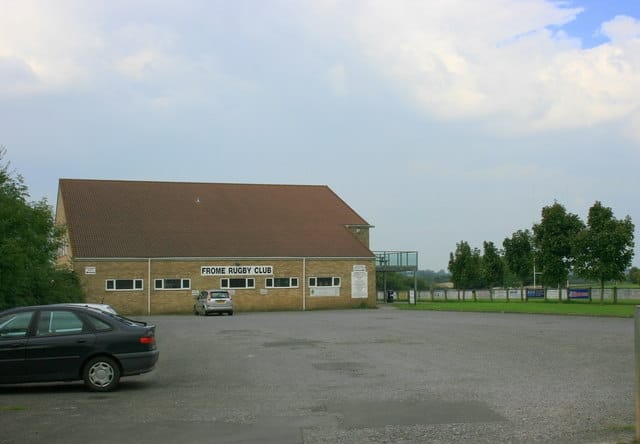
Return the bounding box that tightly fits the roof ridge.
[59,178,329,189]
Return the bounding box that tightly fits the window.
[265,277,299,288]
[221,278,255,289]
[36,311,84,336]
[308,277,341,287]
[0,311,34,338]
[106,279,143,291]
[85,315,112,332]
[155,278,191,290]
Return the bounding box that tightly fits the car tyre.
[83,356,121,392]
[228,311,233,316]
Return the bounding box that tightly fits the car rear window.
[85,314,113,331]
[108,313,148,327]
[211,292,230,299]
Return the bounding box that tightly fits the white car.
[59,303,118,314]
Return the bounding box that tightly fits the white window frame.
[265,277,299,288]
[154,278,191,290]
[221,277,255,289]
[105,279,144,291]
[308,277,341,287]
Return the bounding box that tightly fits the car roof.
[1,304,108,315]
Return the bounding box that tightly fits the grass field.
[391,300,638,317]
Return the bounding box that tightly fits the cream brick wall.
[73,257,376,315]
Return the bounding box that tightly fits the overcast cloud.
[1,0,638,270]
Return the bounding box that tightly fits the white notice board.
[351,265,368,299]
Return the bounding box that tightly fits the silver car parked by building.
[194,290,233,316]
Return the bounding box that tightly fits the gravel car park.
[0,308,634,443]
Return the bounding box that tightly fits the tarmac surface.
[0,306,635,443]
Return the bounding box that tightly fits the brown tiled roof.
[58,179,374,259]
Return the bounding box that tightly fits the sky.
[1,0,639,271]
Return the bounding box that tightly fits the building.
[56,179,376,314]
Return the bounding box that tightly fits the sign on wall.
[201,265,273,276]
[351,265,368,299]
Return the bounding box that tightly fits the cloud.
[0,1,106,95]
[2,0,639,143]
[599,15,640,42]
[343,1,640,142]
[0,1,227,109]
[326,63,348,95]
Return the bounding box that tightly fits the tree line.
[0,148,83,310]
[448,200,636,302]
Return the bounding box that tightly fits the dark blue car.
[0,305,159,391]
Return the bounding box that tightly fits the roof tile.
[58,179,374,259]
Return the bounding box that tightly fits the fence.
[377,287,640,302]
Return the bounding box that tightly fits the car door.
[0,310,35,383]
[25,309,96,382]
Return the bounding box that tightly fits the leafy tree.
[0,147,83,309]
[416,269,451,286]
[503,229,534,290]
[376,271,424,291]
[448,241,482,298]
[533,202,584,289]
[629,267,640,285]
[481,241,504,289]
[573,201,635,303]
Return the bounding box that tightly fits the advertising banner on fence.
[568,288,590,300]
[527,289,545,299]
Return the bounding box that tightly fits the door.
[25,310,96,382]
[0,310,35,383]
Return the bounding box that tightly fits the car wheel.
[83,356,121,392]
[228,311,233,316]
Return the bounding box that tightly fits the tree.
[629,267,640,285]
[481,241,504,290]
[376,271,428,291]
[573,201,635,303]
[0,147,83,309]
[448,241,482,299]
[533,202,584,289]
[503,229,534,292]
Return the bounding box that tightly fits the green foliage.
[0,147,84,310]
[481,241,504,288]
[415,269,451,285]
[573,201,635,302]
[448,241,482,289]
[450,200,636,294]
[533,202,584,287]
[376,271,429,291]
[503,229,533,287]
